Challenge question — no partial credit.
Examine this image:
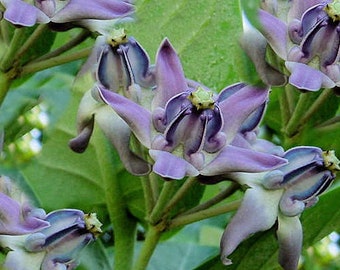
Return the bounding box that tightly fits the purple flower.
[245,0,340,91]
[220,146,340,269]
[94,38,286,179]
[69,30,155,175]
[1,209,102,270]
[1,0,134,27]
[0,176,49,235]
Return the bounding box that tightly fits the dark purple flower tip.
[69,115,95,153]
[97,31,155,96]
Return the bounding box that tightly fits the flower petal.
[95,106,151,175]
[277,214,302,270]
[218,84,269,144]
[97,85,152,147]
[259,9,288,59]
[285,61,336,90]
[201,145,287,176]
[149,150,199,180]
[3,0,50,26]
[51,0,134,23]
[152,38,188,109]
[0,193,49,235]
[220,186,282,265]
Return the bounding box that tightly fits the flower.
[0,176,49,235]
[69,30,155,175]
[94,38,286,179]
[1,209,102,270]
[244,0,340,91]
[220,146,340,269]
[0,0,134,27]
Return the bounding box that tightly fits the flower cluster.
[69,27,340,268]
[220,147,339,269]
[244,0,340,91]
[0,176,102,270]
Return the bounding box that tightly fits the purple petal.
[277,214,302,270]
[288,0,326,21]
[218,85,269,144]
[259,9,288,59]
[241,30,287,86]
[69,115,94,153]
[3,0,50,26]
[152,38,188,109]
[149,150,199,180]
[96,107,151,175]
[51,0,134,23]
[0,193,49,235]
[220,186,282,265]
[285,61,336,90]
[201,145,287,176]
[97,86,152,147]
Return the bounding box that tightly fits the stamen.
[324,0,340,22]
[322,150,340,172]
[84,213,103,237]
[107,28,128,47]
[188,87,215,110]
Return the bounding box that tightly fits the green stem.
[316,115,340,129]
[162,177,198,216]
[279,84,296,127]
[95,129,136,270]
[181,182,239,216]
[169,200,241,229]
[14,24,48,62]
[20,47,91,75]
[0,27,26,71]
[284,91,315,137]
[133,226,162,270]
[299,88,333,125]
[148,181,176,224]
[0,71,12,107]
[33,29,91,62]
[141,174,156,216]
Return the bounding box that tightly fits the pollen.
[322,150,340,173]
[188,87,215,110]
[84,213,103,237]
[324,0,340,22]
[107,28,128,47]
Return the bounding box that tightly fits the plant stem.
[279,85,295,127]
[162,176,198,216]
[33,29,91,62]
[0,71,11,107]
[141,174,156,216]
[148,180,176,224]
[0,27,26,71]
[169,200,241,229]
[14,24,48,61]
[181,182,239,216]
[299,88,333,125]
[20,47,91,75]
[95,128,136,270]
[284,91,315,137]
[133,226,162,270]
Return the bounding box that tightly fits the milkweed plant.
[0,1,339,269]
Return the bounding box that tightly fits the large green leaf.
[127,0,243,91]
[195,186,340,270]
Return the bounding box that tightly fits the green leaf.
[77,240,112,270]
[127,0,244,91]
[194,186,340,270]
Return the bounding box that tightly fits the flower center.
[324,0,340,22]
[107,28,128,47]
[84,213,103,237]
[188,87,215,110]
[322,150,340,173]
